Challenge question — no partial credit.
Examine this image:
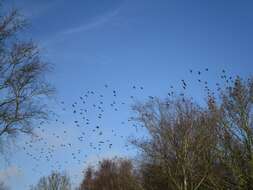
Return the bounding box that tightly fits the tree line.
[31,75,253,190]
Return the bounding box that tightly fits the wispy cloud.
[61,7,121,35]
[41,6,122,48]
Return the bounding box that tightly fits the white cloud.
[0,165,22,182]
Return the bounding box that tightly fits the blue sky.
[1,0,253,189]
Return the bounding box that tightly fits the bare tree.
[0,5,54,141]
[80,158,142,190]
[80,167,94,190]
[30,171,71,190]
[208,76,253,189]
[132,98,220,190]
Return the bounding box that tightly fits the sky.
[1,0,253,189]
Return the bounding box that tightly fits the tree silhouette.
[132,98,219,190]
[80,158,142,190]
[30,171,71,190]
[0,6,54,142]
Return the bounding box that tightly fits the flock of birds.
[12,68,237,180]
[19,82,147,176]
